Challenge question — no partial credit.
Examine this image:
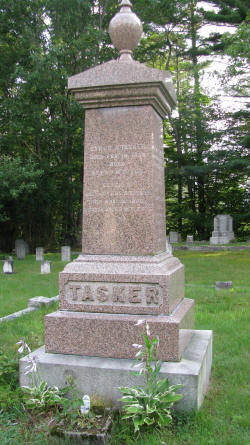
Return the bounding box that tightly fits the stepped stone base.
[45,298,194,362]
[20,330,212,412]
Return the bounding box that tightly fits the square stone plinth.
[59,253,184,316]
[20,330,212,412]
[45,298,194,362]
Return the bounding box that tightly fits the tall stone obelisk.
[20,1,212,411]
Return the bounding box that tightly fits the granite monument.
[20,0,212,411]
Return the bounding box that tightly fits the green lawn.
[0,253,77,318]
[0,251,249,444]
[176,250,250,286]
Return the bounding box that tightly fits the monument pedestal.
[20,330,212,412]
[45,252,194,361]
[58,253,185,315]
[45,300,194,361]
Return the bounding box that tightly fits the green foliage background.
[0,0,249,250]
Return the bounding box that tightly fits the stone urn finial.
[109,0,143,61]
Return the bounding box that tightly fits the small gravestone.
[186,235,194,244]
[15,239,26,260]
[36,247,44,261]
[169,231,181,243]
[215,281,232,290]
[41,261,51,274]
[3,260,14,274]
[61,246,71,262]
[210,215,235,245]
[166,239,173,256]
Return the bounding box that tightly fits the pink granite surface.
[82,106,166,256]
[59,253,184,315]
[68,59,176,114]
[45,298,194,361]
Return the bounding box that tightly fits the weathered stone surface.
[81,106,166,256]
[20,330,213,412]
[59,253,184,316]
[0,307,36,323]
[169,232,181,243]
[68,60,176,119]
[186,235,194,243]
[61,246,71,262]
[36,247,44,261]
[28,296,58,308]
[45,298,194,361]
[210,215,235,245]
[215,281,232,290]
[3,260,14,274]
[41,261,51,274]
[15,239,26,260]
[109,0,142,61]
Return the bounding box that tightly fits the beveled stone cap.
[109,0,143,61]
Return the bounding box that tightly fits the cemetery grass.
[0,251,249,444]
[0,253,77,318]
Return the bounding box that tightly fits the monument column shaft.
[82,105,166,255]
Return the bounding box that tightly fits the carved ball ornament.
[109,0,143,60]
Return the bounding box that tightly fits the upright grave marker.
[41,261,51,274]
[20,0,212,411]
[186,235,194,244]
[36,247,44,261]
[3,259,14,274]
[210,215,235,245]
[61,246,71,262]
[169,231,181,243]
[15,239,26,260]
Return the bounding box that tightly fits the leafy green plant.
[22,381,68,412]
[119,320,183,432]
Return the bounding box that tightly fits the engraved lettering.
[66,282,162,307]
[146,287,159,305]
[69,285,81,301]
[112,286,125,303]
[96,286,109,302]
[82,285,94,302]
[129,287,142,304]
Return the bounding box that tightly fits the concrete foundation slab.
[20,330,212,412]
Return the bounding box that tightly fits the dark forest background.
[0,0,249,251]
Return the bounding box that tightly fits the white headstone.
[169,231,181,243]
[166,239,173,256]
[210,215,235,245]
[15,239,26,260]
[36,247,44,261]
[186,235,194,243]
[3,260,14,274]
[61,246,71,262]
[41,261,51,274]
